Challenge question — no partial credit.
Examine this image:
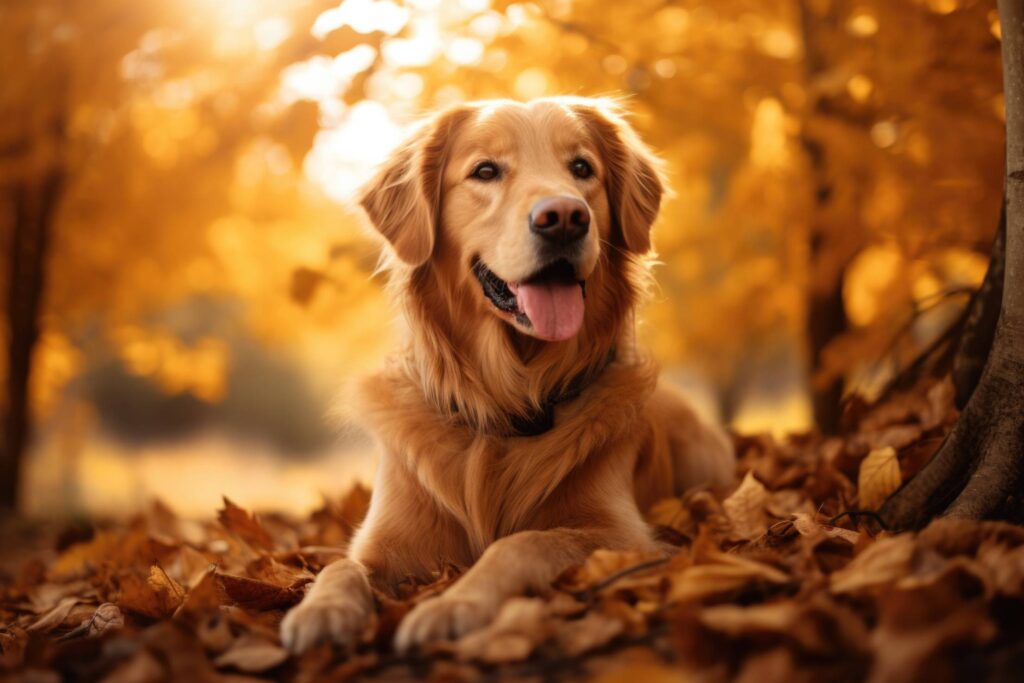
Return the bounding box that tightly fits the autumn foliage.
[3,377,1024,680]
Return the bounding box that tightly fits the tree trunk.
[951,206,1005,409]
[798,1,850,435]
[1,171,63,514]
[807,272,847,434]
[880,0,1024,530]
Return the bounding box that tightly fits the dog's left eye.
[570,158,594,179]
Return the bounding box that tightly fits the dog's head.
[359,97,664,343]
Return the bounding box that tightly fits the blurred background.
[0,0,1005,518]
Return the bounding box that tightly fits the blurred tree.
[0,0,384,512]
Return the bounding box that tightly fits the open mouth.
[473,258,586,341]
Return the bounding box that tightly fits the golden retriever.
[280,96,735,653]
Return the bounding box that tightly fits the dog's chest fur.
[359,358,659,554]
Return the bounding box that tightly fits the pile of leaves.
[3,378,1024,682]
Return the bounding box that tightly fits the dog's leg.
[279,557,374,653]
[281,456,466,653]
[394,527,634,652]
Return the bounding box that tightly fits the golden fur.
[281,97,734,653]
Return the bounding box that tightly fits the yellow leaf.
[858,447,902,509]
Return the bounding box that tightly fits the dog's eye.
[470,162,501,181]
[570,158,594,179]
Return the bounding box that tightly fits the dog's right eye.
[470,162,501,181]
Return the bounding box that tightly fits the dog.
[280,97,735,653]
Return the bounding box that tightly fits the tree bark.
[951,205,1005,408]
[880,0,1024,530]
[1,171,63,513]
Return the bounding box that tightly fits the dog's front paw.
[280,594,371,654]
[394,592,498,652]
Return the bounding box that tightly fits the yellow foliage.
[0,0,1005,440]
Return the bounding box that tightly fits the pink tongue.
[514,281,585,341]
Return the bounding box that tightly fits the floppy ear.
[358,106,471,266]
[572,102,665,254]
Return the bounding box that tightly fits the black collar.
[448,347,617,438]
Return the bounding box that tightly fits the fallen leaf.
[176,566,223,615]
[791,512,860,544]
[723,472,769,541]
[858,447,901,509]
[831,535,916,594]
[27,596,78,633]
[668,554,790,603]
[57,603,124,641]
[216,573,301,610]
[218,498,275,552]
[118,565,185,618]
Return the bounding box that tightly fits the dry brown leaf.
[858,447,901,510]
[218,498,275,551]
[216,572,301,610]
[118,565,185,618]
[723,472,770,541]
[668,554,790,603]
[830,535,916,594]
[214,635,289,673]
[166,545,216,589]
[57,603,124,642]
[176,567,223,615]
[791,512,860,544]
[245,555,313,589]
[27,596,78,633]
[562,549,662,593]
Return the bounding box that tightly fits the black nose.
[529,196,590,244]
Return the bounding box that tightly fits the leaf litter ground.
[3,377,1024,682]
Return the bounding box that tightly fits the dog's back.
[633,381,735,512]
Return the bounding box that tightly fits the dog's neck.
[395,251,644,436]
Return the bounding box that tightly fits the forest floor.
[2,377,1024,682]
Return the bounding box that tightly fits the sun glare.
[312,0,410,39]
